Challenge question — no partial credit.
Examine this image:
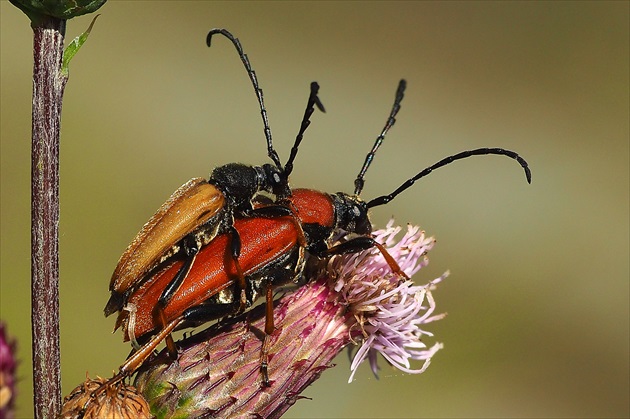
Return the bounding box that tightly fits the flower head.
[132,221,447,417]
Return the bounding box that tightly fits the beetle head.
[333,193,372,235]
[261,163,291,199]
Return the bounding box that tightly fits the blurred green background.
[1,1,628,418]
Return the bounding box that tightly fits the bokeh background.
[1,2,628,418]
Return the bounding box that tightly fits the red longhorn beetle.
[105,61,531,387]
[105,30,325,358]
[104,29,323,315]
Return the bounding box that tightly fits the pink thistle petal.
[324,221,448,382]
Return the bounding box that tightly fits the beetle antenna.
[283,82,326,177]
[354,79,407,196]
[207,28,283,169]
[366,147,532,208]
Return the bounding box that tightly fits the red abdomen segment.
[118,216,299,340]
[290,188,335,227]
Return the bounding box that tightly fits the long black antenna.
[367,147,532,208]
[354,79,407,196]
[207,28,282,169]
[284,82,326,178]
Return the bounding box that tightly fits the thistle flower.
[0,322,17,419]
[329,221,449,383]
[132,221,447,418]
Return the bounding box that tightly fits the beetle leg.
[182,302,238,323]
[258,263,298,387]
[157,236,200,307]
[323,236,410,280]
[155,236,199,357]
[227,225,249,313]
[260,281,274,387]
[87,316,184,407]
[157,308,179,358]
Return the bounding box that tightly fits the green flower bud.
[9,0,106,21]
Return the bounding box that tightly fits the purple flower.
[0,322,18,419]
[129,221,447,417]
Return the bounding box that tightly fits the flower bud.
[58,376,152,419]
[9,0,106,20]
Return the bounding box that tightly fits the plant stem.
[31,15,67,419]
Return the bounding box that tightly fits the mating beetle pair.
[103,29,531,387]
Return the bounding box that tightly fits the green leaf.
[61,14,99,77]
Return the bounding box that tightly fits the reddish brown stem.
[31,15,67,419]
